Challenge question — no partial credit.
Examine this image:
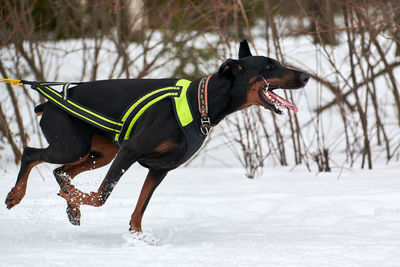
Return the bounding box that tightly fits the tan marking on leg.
[90,134,119,156]
[57,134,118,186]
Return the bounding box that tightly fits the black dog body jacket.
[29,79,206,167]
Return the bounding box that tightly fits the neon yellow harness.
[115,79,192,143]
[1,78,193,145]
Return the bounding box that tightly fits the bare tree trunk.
[342,1,372,169]
[311,0,337,45]
[0,104,21,163]
[0,63,27,147]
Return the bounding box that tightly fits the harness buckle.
[200,116,211,135]
[63,82,71,100]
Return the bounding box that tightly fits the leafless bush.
[224,108,269,179]
[0,0,222,162]
[222,0,400,176]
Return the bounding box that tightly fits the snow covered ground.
[1,158,400,267]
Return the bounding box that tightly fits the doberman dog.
[5,40,309,233]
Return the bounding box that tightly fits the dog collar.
[198,75,212,135]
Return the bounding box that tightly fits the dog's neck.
[190,74,247,127]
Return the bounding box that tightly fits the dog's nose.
[300,73,310,86]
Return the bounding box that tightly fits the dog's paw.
[5,187,24,209]
[66,203,81,226]
[123,230,160,246]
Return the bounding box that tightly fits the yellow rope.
[0,78,22,85]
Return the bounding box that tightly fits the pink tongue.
[269,91,298,113]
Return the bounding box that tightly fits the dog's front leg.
[129,168,168,232]
[59,148,138,207]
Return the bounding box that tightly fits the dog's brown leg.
[53,153,90,188]
[52,153,90,226]
[5,148,44,209]
[59,147,138,207]
[53,135,118,225]
[129,169,168,232]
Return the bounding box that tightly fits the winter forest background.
[1,0,399,177]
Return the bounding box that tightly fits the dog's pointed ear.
[218,59,244,77]
[238,39,252,58]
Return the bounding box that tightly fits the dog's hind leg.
[5,144,92,209]
[5,147,46,209]
[5,143,90,209]
[53,135,118,225]
[6,105,92,209]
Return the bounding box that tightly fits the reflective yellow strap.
[37,87,121,133]
[174,79,193,127]
[121,86,180,122]
[2,79,123,132]
[123,92,179,140]
[44,86,122,127]
[67,100,123,127]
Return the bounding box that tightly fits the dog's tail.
[34,103,45,116]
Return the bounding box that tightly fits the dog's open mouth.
[259,85,298,114]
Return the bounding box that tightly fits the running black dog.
[5,40,309,232]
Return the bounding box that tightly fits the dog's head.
[218,40,309,114]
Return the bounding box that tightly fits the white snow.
[1,160,400,267]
